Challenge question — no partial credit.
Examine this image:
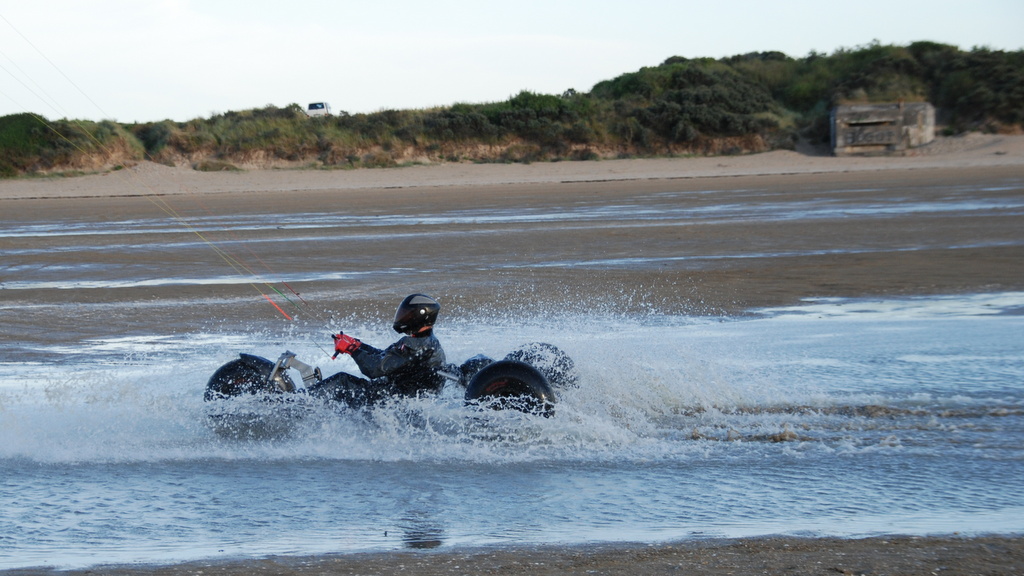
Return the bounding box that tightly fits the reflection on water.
[400,520,445,550]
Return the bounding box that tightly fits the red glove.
[332,333,362,358]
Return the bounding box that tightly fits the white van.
[305,102,331,117]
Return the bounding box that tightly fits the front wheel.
[464,360,556,417]
[204,354,302,440]
[204,353,294,400]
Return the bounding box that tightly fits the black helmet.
[393,294,440,334]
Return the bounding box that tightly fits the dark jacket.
[349,331,447,396]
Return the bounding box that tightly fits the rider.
[309,294,447,408]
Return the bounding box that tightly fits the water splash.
[3,294,1022,466]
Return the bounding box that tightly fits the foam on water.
[2,293,1023,569]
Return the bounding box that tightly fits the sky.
[1,0,1022,124]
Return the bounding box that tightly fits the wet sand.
[2,135,1024,574]
[2,142,1023,325]
[3,536,1018,576]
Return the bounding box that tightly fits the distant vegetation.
[2,41,1022,177]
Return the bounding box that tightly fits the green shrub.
[1,113,144,175]
[134,121,175,156]
[0,113,45,155]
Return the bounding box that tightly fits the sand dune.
[2,133,1022,200]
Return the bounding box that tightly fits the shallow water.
[1,293,1023,570]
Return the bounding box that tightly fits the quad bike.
[204,342,578,436]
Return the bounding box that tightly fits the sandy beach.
[2,134,1023,575]
[2,132,1023,202]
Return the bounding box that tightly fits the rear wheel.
[464,359,556,417]
[456,354,494,388]
[504,342,578,389]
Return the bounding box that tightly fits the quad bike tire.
[204,353,295,401]
[503,342,579,389]
[464,359,556,417]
